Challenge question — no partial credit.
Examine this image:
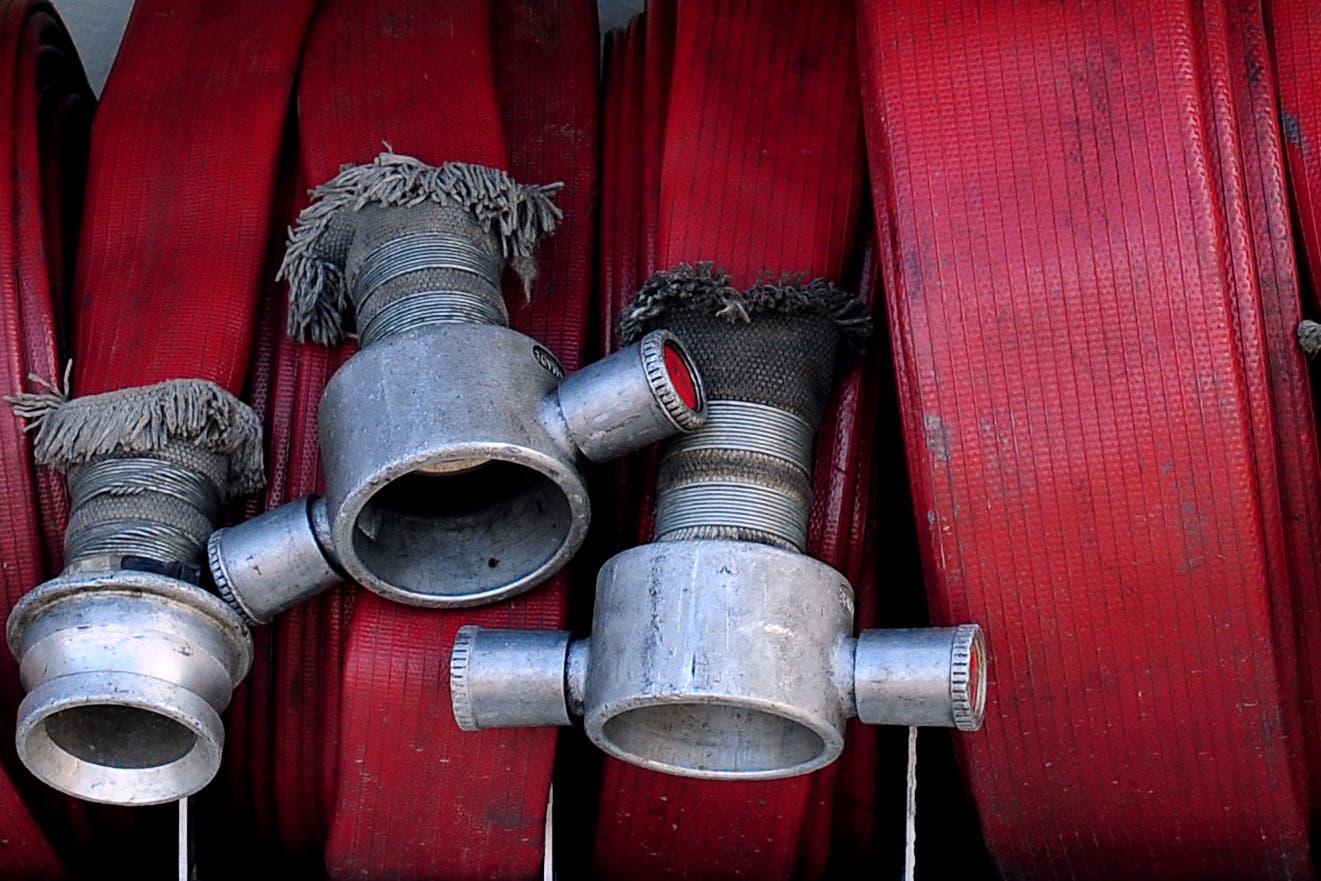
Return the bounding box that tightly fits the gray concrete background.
[54,0,645,96]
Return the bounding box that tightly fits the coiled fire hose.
[859,0,1319,877]
[1270,1,1321,820]
[0,0,91,874]
[587,3,902,879]
[3,2,316,877]
[214,1,603,876]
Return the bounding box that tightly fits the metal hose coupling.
[4,379,259,804]
[206,152,706,616]
[450,265,988,780]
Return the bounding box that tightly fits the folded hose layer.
[0,0,91,874]
[859,0,1317,876]
[249,1,598,877]
[49,0,315,864]
[593,1,872,878]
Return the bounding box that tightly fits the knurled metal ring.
[949,623,986,731]
[207,529,259,627]
[638,329,705,431]
[450,625,480,731]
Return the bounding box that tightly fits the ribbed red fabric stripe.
[71,0,317,394]
[58,1,315,872]
[598,5,673,544]
[1267,1,1321,820]
[592,2,868,878]
[858,0,1315,876]
[230,173,352,870]
[1271,0,1321,310]
[0,2,90,875]
[279,2,597,877]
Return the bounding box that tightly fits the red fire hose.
[1269,1,1321,817]
[13,1,1321,876]
[0,1,91,875]
[859,0,1318,876]
[63,0,315,872]
[231,1,598,876]
[593,2,877,878]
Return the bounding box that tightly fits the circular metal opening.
[663,340,700,410]
[352,457,576,605]
[45,705,196,769]
[16,676,224,806]
[600,701,829,779]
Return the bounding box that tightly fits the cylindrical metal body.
[450,626,574,730]
[319,322,589,607]
[557,330,704,462]
[207,496,341,624]
[344,204,509,344]
[582,539,855,780]
[63,451,224,569]
[7,570,251,805]
[654,400,815,551]
[852,625,987,730]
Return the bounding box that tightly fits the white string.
[543,785,555,881]
[178,797,189,881]
[905,726,918,881]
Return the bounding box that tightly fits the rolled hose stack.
[1271,0,1321,818]
[230,1,602,877]
[0,0,91,874]
[859,0,1321,876]
[591,2,880,878]
[2,0,316,872]
[12,0,1321,876]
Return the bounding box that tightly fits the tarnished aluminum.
[313,323,704,608]
[350,231,504,315]
[207,496,342,625]
[666,400,813,469]
[451,626,574,731]
[64,457,219,567]
[556,330,704,461]
[7,569,251,805]
[451,539,986,780]
[359,290,507,345]
[853,625,986,730]
[653,399,812,552]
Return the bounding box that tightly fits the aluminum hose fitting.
[450,265,988,780]
[4,379,259,804]
[206,153,706,614]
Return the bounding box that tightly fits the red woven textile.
[592,2,871,878]
[60,0,315,872]
[1272,0,1321,310]
[257,2,598,877]
[71,0,317,395]
[0,1,91,875]
[859,0,1316,876]
[1268,0,1321,818]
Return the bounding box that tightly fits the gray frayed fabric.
[280,151,563,345]
[618,263,872,352]
[6,377,265,500]
[1298,320,1321,357]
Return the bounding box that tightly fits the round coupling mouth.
[7,571,251,805]
[581,540,855,780]
[590,694,842,781]
[319,323,592,608]
[853,624,988,731]
[342,443,587,607]
[207,496,342,624]
[556,329,706,463]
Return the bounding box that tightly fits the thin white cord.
[543,785,555,881]
[178,797,189,881]
[905,726,918,881]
